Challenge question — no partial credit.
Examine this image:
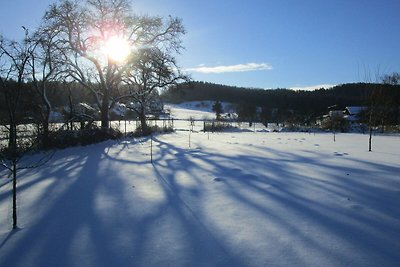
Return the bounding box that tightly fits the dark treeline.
[0,81,95,124]
[2,80,400,124]
[162,81,400,121]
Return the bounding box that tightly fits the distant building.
[344,106,367,122]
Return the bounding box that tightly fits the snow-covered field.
[1,105,400,267]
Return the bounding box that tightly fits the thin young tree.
[1,29,55,229]
[360,69,383,152]
[0,30,37,229]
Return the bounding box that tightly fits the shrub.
[46,127,122,149]
[129,125,174,137]
[203,121,232,132]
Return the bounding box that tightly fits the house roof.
[345,106,367,115]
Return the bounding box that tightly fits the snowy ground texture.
[1,105,400,267]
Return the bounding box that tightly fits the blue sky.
[1,0,400,89]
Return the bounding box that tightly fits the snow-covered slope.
[165,101,236,120]
[1,131,400,267]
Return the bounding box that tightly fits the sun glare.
[102,36,131,63]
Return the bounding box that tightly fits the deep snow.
[0,106,400,267]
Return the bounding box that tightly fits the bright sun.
[102,36,131,63]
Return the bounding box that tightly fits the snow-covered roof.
[345,106,367,115]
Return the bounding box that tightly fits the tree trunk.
[369,126,372,152]
[40,83,52,148]
[100,90,110,129]
[12,159,17,229]
[8,118,18,229]
[369,111,373,152]
[100,102,109,129]
[42,112,50,148]
[68,87,74,130]
[8,124,16,150]
[140,108,147,133]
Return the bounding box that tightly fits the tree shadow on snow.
[0,135,399,267]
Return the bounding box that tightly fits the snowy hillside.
[1,123,400,266]
[165,101,236,120]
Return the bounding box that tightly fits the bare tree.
[0,30,37,229]
[29,27,65,147]
[123,47,187,133]
[365,81,394,151]
[41,0,185,129]
[0,29,55,229]
[360,69,388,152]
[382,72,400,85]
[366,84,381,151]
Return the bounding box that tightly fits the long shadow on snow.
[1,135,399,267]
[102,136,245,266]
[0,138,244,267]
[0,142,138,267]
[147,136,400,266]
